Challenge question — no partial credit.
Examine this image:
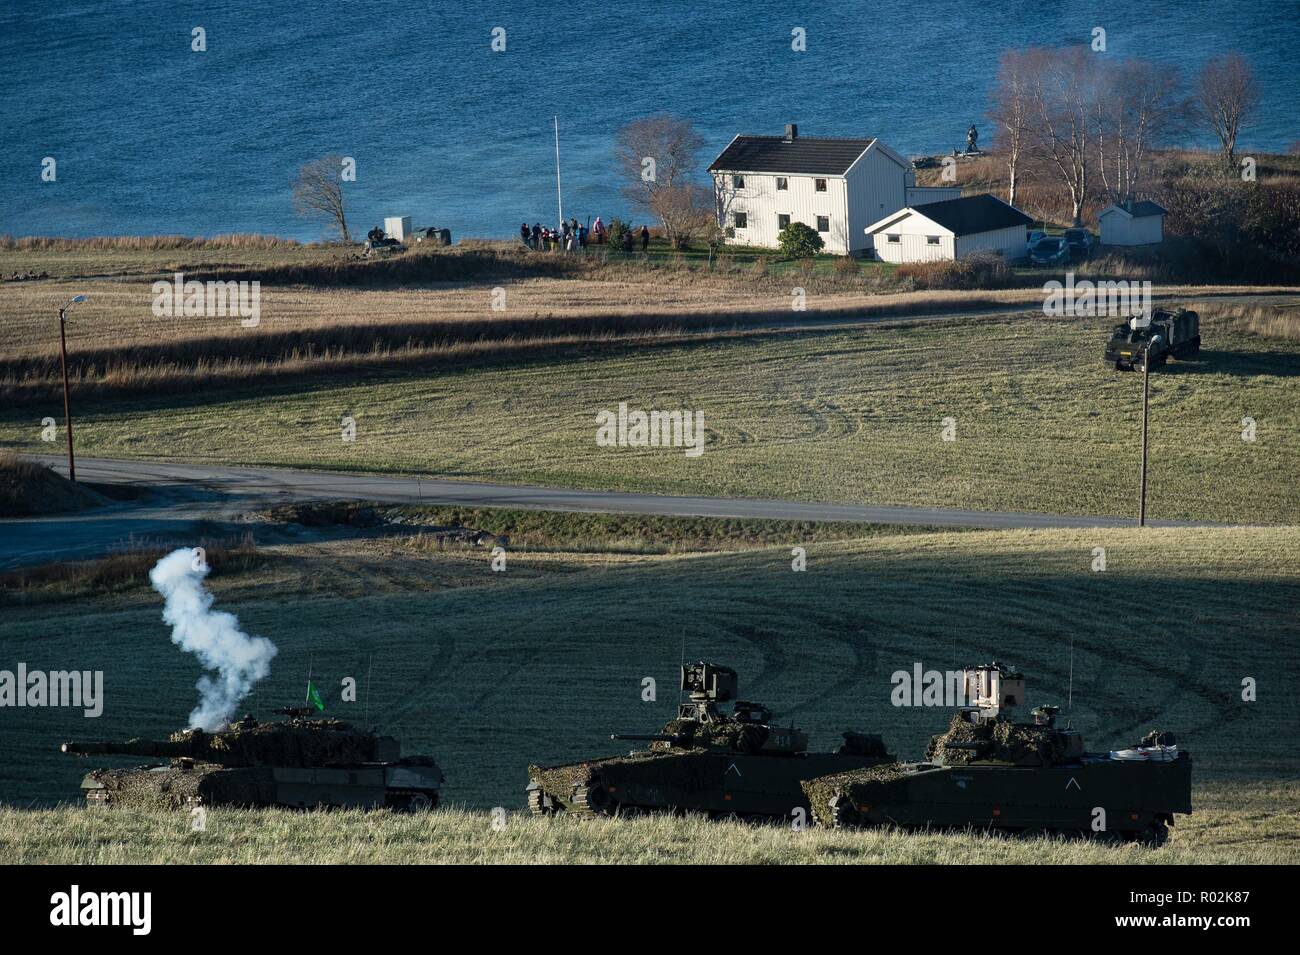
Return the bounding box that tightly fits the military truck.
[802,663,1191,845]
[526,662,892,819]
[62,708,443,811]
[1105,307,1200,370]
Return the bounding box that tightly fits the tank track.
[526,784,555,816]
[568,782,614,815]
[384,789,438,812]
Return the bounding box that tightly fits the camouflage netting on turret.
[168,719,386,767]
[924,713,1069,767]
[652,718,770,753]
[801,763,912,825]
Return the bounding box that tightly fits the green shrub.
[606,218,630,250]
[777,222,824,259]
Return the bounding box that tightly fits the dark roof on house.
[872,193,1033,236]
[1105,200,1168,217]
[708,136,875,175]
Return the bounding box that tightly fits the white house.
[864,193,1033,263]
[707,125,958,255]
[1098,200,1167,246]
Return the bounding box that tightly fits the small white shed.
[864,193,1033,263]
[384,215,412,242]
[1098,200,1167,246]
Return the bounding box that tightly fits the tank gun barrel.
[61,738,194,758]
[942,740,992,751]
[610,733,678,743]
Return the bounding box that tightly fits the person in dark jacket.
[640,224,650,252]
[520,222,531,247]
[531,223,542,248]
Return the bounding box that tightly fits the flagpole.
[305,655,313,705]
[554,115,564,227]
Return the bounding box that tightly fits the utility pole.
[56,295,88,482]
[1138,348,1150,526]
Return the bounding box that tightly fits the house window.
[926,236,940,245]
[732,175,745,188]
[778,214,791,230]
[816,216,830,233]
[886,234,901,243]
[733,212,747,229]
[815,178,827,192]
[776,177,788,191]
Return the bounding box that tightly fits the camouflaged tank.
[62,708,443,811]
[801,663,1192,845]
[526,662,892,819]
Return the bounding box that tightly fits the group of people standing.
[519,216,651,253]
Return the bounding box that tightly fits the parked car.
[1063,228,1093,260]
[1028,236,1068,267]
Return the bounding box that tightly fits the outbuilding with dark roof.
[863,193,1033,263]
[1098,199,1168,246]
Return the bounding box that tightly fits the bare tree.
[615,115,705,247]
[1093,58,1187,204]
[1022,46,1098,226]
[293,155,350,242]
[1196,52,1260,171]
[989,51,1033,206]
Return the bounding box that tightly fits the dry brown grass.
[1209,303,1300,341]
[0,533,263,605]
[0,453,106,517]
[0,234,301,251]
[3,264,1294,404]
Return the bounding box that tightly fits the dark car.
[1063,228,1093,260]
[1028,236,1068,267]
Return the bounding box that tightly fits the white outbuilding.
[707,125,957,256]
[863,193,1033,263]
[1098,200,1167,246]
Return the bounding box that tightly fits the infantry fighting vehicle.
[802,663,1191,845]
[1105,307,1200,370]
[526,662,892,819]
[62,708,443,811]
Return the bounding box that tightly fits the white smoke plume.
[149,548,278,731]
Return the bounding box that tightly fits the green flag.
[306,681,324,712]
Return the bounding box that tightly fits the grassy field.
[3,786,1294,863]
[1,520,1296,862]
[2,523,1296,823]
[2,301,1296,524]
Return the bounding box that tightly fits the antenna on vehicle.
[1067,636,1075,728]
[678,632,686,706]
[364,653,374,729]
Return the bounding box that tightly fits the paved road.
[0,455,1224,570]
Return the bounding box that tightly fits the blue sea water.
[2,0,1297,241]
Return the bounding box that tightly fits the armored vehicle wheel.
[1135,821,1169,848]
[571,782,614,815]
[826,795,864,829]
[526,783,555,816]
[386,790,437,812]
